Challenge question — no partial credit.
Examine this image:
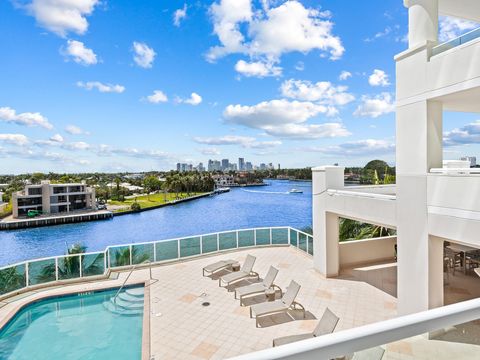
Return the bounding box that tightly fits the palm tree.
[0,266,25,295]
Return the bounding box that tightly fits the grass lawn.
[0,202,12,219]
[108,192,207,212]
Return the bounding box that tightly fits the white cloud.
[77,81,125,93]
[50,134,64,143]
[147,90,168,104]
[223,99,350,139]
[0,106,54,129]
[280,79,355,106]
[295,61,305,71]
[199,147,221,155]
[444,120,480,146]
[0,134,29,146]
[305,139,395,156]
[193,135,281,148]
[173,4,187,27]
[339,71,352,81]
[177,92,203,106]
[62,40,97,66]
[207,0,344,62]
[234,59,282,78]
[63,141,90,151]
[22,0,100,37]
[439,16,479,42]
[368,69,390,87]
[132,42,156,68]
[354,93,395,118]
[65,125,89,135]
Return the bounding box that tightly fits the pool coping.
[0,280,149,360]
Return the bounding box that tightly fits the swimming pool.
[0,286,144,360]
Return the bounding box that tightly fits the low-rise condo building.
[12,181,96,218]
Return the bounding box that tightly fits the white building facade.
[313,0,480,316]
[12,181,96,218]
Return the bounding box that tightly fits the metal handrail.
[112,259,153,304]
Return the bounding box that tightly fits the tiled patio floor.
[0,246,398,360]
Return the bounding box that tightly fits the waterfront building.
[314,0,480,316]
[212,174,235,187]
[461,156,477,167]
[12,180,95,218]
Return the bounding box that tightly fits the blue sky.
[0,0,479,173]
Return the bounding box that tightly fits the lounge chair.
[219,254,258,289]
[346,346,385,360]
[202,259,238,277]
[250,280,304,327]
[235,266,282,304]
[272,307,339,347]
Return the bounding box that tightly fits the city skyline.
[1,1,480,174]
[176,157,279,172]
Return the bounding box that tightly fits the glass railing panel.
[155,240,179,261]
[432,27,480,56]
[202,234,218,253]
[28,258,56,286]
[298,233,307,252]
[272,228,288,244]
[0,264,26,295]
[255,229,270,245]
[219,232,236,250]
[290,228,298,246]
[57,255,81,280]
[238,230,255,247]
[132,243,154,264]
[81,253,105,276]
[108,246,131,267]
[308,235,314,255]
[180,237,201,258]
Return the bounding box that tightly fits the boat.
[289,189,303,194]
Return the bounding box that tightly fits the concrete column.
[404,0,438,48]
[429,235,445,309]
[396,100,443,315]
[312,166,344,277]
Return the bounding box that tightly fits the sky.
[1,0,479,174]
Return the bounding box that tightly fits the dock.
[0,210,113,230]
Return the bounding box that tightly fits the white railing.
[0,226,313,299]
[327,189,396,201]
[229,297,480,360]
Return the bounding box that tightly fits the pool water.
[0,287,144,360]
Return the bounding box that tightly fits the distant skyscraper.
[238,158,245,171]
[246,162,253,171]
[221,159,229,171]
[260,163,266,170]
[176,163,181,172]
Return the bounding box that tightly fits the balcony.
[427,171,480,246]
[432,27,480,57]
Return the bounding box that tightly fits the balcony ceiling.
[439,0,480,22]
[435,86,480,113]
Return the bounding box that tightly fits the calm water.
[0,287,144,360]
[0,180,312,266]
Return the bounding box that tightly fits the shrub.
[131,202,141,212]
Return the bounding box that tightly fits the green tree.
[143,176,161,200]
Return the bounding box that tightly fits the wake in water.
[243,190,290,195]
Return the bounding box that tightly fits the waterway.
[0,180,312,266]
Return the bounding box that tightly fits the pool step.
[110,297,144,310]
[125,288,144,298]
[103,301,143,316]
[117,292,145,304]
